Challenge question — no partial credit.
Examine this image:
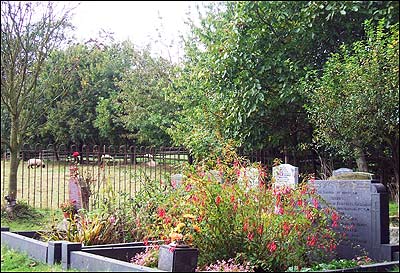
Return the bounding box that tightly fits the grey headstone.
[272,164,298,188]
[312,179,394,261]
[332,168,353,176]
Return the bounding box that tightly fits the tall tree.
[1,1,72,207]
[305,19,399,180]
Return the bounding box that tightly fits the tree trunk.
[354,146,368,172]
[390,136,399,204]
[8,116,21,208]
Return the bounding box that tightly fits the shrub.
[140,146,341,271]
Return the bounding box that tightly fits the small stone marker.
[171,174,184,188]
[312,179,397,261]
[272,164,298,188]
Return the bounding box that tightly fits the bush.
[133,146,342,271]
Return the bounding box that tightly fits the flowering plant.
[60,200,77,214]
[131,245,160,268]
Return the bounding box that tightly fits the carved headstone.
[272,164,298,188]
[312,179,397,261]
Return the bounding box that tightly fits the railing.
[1,144,190,210]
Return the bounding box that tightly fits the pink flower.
[247,232,254,241]
[274,205,284,215]
[267,241,277,252]
[171,180,177,189]
[109,215,116,224]
[312,198,319,208]
[185,184,192,192]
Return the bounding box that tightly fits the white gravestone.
[272,164,298,188]
[238,167,260,189]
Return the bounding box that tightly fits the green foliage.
[305,19,399,168]
[167,1,399,160]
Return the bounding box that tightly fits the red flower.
[243,221,249,232]
[72,151,80,157]
[247,232,254,241]
[158,208,166,218]
[267,241,277,252]
[307,235,317,247]
[257,225,263,235]
[215,195,222,206]
[282,222,290,235]
[230,195,235,203]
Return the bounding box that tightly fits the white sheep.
[101,154,114,161]
[27,158,45,168]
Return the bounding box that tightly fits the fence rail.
[1,144,190,210]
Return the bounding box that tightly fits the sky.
[61,1,208,62]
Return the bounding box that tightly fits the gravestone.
[329,168,374,181]
[332,168,353,176]
[206,170,224,183]
[312,179,398,261]
[272,164,298,188]
[238,167,260,189]
[69,177,83,210]
[171,174,184,188]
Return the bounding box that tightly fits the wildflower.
[171,180,177,189]
[307,235,317,246]
[193,225,201,233]
[215,195,222,206]
[312,198,319,209]
[158,207,166,218]
[169,232,183,242]
[175,223,186,233]
[183,213,196,220]
[185,184,192,192]
[109,215,116,224]
[257,224,263,235]
[331,211,339,227]
[247,232,254,241]
[282,222,290,235]
[267,241,277,252]
[230,195,235,203]
[243,221,249,232]
[274,205,284,215]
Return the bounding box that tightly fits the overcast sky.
[62,1,208,62]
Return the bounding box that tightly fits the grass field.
[1,157,186,210]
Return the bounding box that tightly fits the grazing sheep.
[146,160,157,167]
[27,158,45,168]
[101,154,114,161]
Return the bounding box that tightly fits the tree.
[1,1,72,206]
[112,46,177,146]
[167,1,398,161]
[305,20,399,183]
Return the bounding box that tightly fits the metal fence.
[1,144,190,210]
